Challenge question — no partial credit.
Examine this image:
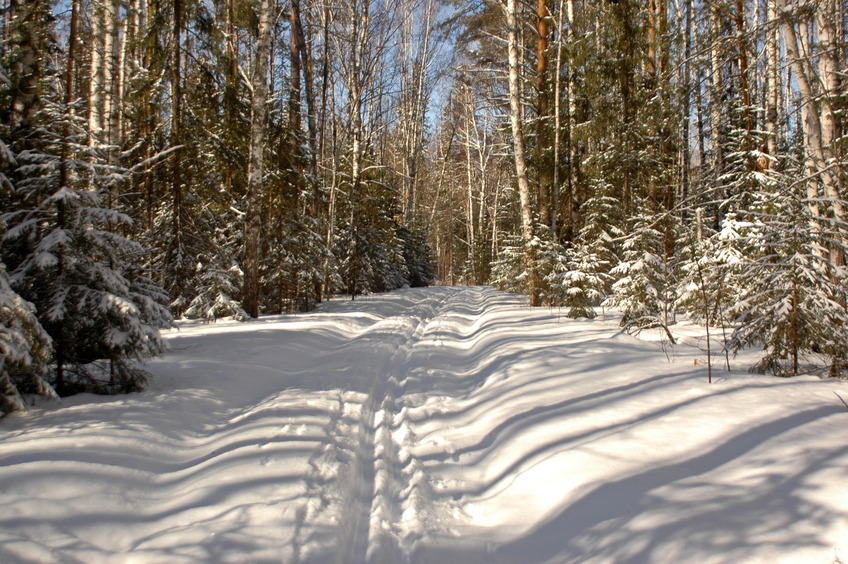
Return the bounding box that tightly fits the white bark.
[505,0,538,305]
[103,0,118,146]
[709,4,723,177]
[765,0,780,158]
[398,0,435,223]
[815,0,840,161]
[777,0,846,257]
[242,0,274,317]
[551,0,566,237]
[88,0,105,144]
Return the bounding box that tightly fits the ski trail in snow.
[336,289,463,564]
[294,391,350,560]
[5,286,845,564]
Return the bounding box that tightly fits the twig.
[835,392,848,412]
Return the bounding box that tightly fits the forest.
[1,0,846,413]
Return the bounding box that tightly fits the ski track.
[298,286,497,564]
[1,286,845,564]
[334,288,475,564]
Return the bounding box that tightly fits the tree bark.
[681,0,692,206]
[536,0,552,231]
[777,0,845,257]
[564,0,576,240]
[88,0,105,144]
[289,0,304,142]
[243,0,274,318]
[764,0,780,160]
[552,0,565,239]
[709,4,724,187]
[734,0,754,142]
[506,0,540,306]
[170,0,185,308]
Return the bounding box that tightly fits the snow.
[1,286,846,563]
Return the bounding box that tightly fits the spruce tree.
[0,129,54,414]
[726,177,848,376]
[1,6,172,394]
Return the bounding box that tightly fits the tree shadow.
[489,405,846,563]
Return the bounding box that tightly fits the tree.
[0,258,55,415]
[0,121,54,414]
[2,107,172,392]
[725,181,848,376]
[505,0,540,306]
[242,0,274,318]
[1,0,171,395]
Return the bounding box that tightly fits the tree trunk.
[814,0,845,267]
[648,0,658,81]
[681,0,692,207]
[88,0,105,144]
[564,0,576,240]
[764,0,780,160]
[734,0,754,142]
[223,0,240,195]
[300,4,319,183]
[243,0,274,318]
[289,0,304,142]
[170,0,185,308]
[536,0,552,231]
[103,0,120,149]
[60,0,79,191]
[709,4,724,189]
[506,0,540,306]
[551,0,566,239]
[777,0,846,257]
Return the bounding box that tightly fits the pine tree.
[0,128,54,414]
[184,223,248,323]
[725,174,848,376]
[552,243,609,319]
[0,259,55,414]
[491,233,527,295]
[604,211,676,339]
[1,17,172,395]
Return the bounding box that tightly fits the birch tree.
[776,0,846,261]
[505,0,540,305]
[242,0,274,318]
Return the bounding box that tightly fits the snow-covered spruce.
[1,99,172,394]
[0,259,55,414]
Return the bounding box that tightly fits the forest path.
[331,287,481,564]
[0,287,845,564]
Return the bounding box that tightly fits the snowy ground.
[1,286,846,564]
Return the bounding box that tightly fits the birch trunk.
[87,0,104,144]
[552,0,565,238]
[536,0,552,230]
[681,0,692,204]
[506,0,539,306]
[814,0,845,265]
[709,5,724,182]
[243,0,274,318]
[103,0,120,148]
[815,0,841,169]
[777,0,845,257]
[565,0,576,240]
[764,0,780,159]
